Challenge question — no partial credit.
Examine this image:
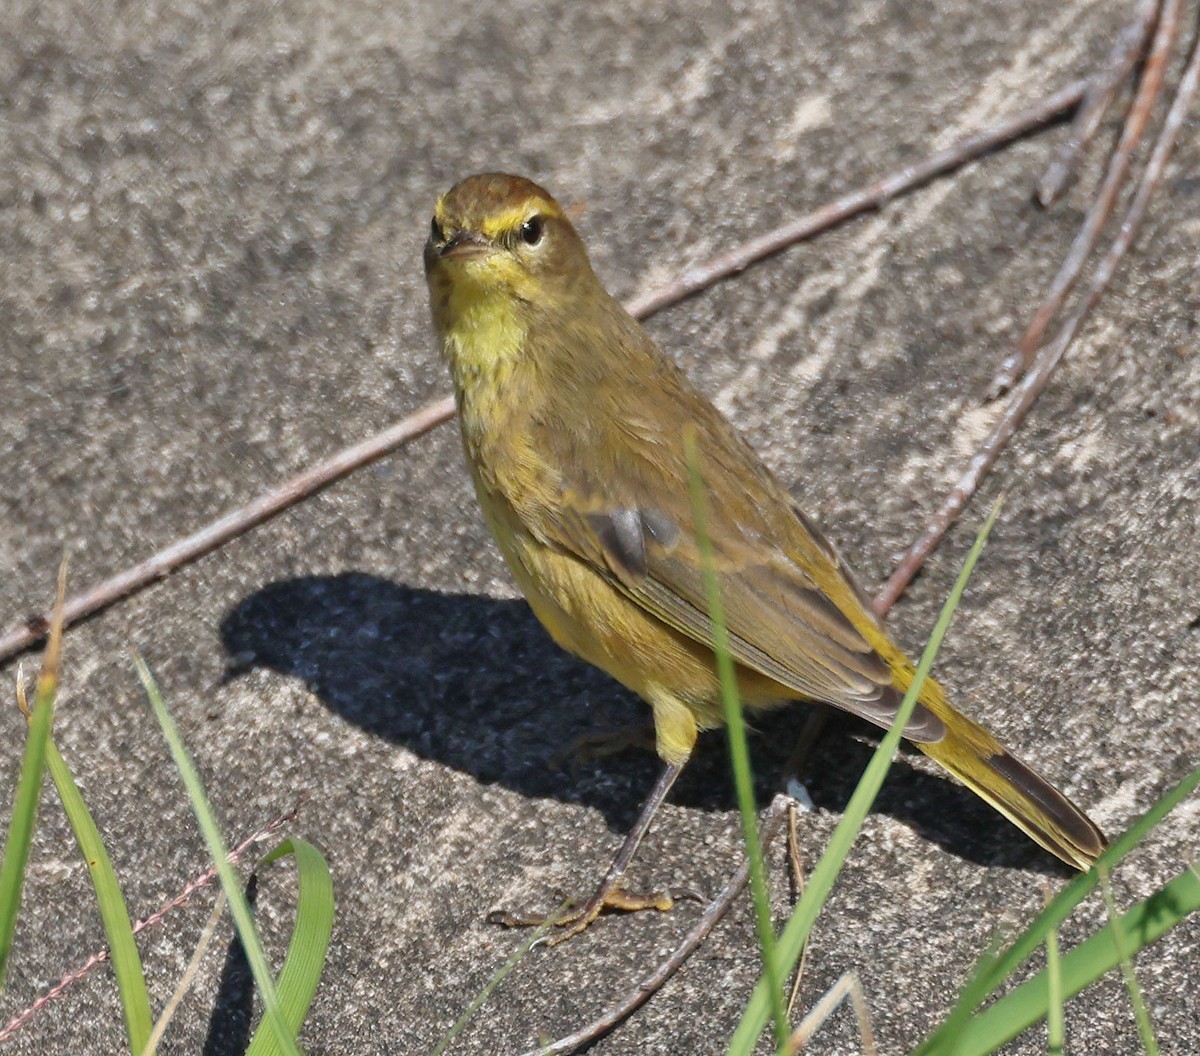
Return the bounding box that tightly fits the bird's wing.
[531,434,945,742]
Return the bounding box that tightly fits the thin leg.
[580,759,683,908]
[781,705,832,781]
[491,760,695,944]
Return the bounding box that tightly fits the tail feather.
[838,627,1105,869]
[917,698,1107,870]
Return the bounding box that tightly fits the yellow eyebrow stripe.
[477,200,560,239]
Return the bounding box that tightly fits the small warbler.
[424,172,1105,937]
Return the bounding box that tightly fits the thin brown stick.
[625,79,1086,319]
[988,0,1180,397]
[784,804,810,1020]
[0,79,1089,670]
[878,18,1199,618]
[0,395,456,665]
[0,795,307,1043]
[1037,0,1162,206]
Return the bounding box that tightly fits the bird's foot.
[488,882,702,946]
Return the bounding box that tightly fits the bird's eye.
[519,215,544,246]
[430,217,444,242]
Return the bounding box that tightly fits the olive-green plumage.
[424,172,1105,870]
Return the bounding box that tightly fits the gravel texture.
[1,1,1198,1053]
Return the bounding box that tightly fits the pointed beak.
[439,230,490,261]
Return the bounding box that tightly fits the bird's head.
[424,173,595,336]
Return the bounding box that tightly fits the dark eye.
[519,215,544,245]
[430,217,443,242]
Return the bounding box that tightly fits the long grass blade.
[0,562,67,985]
[42,735,152,1051]
[684,427,789,1050]
[728,501,1002,1053]
[0,680,54,988]
[135,656,302,1056]
[245,839,334,1056]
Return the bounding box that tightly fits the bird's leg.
[780,704,833,781]
[490,760,699,944]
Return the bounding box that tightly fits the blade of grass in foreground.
[0,562,67,985]
[915,760,1200,1054]
[726,500,1002,1054]
[926,861,1200,1056]
[1045,913,1063,1056]
[684,427,788,1051]
[0,670,55,987]
[244,839,334,1056]
[38,732,152,1052]
[135,656,303,1056]
[1099,868,1159,1056]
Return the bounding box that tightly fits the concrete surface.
[1,0,1198,1053]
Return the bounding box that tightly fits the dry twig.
[989,0,1178,396]
[784,804,811,1020]
[624,80,1086,318]
[1037,0,1162,205]
[788,970,878,1054]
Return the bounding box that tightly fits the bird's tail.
[911,677,1106,870]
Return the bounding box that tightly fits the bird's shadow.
[219,572,1068,872]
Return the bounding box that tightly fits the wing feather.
[546,495,945,743]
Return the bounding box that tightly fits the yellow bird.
[424,172,1105,939]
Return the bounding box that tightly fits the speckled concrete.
[1,1,1197,1053]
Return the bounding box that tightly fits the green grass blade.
[246,839,334,1056]
[914,760,1200,1054]
[926,862,1200,1056]
[0,674,55,986]
[1045,918,1063,1056]
[728,500,1002,1054]
[684,429,788,1050]
[0,563,67,987]
[1099,869,1158,1056]
[134,656,302,1056]
[43,736,152,1051]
